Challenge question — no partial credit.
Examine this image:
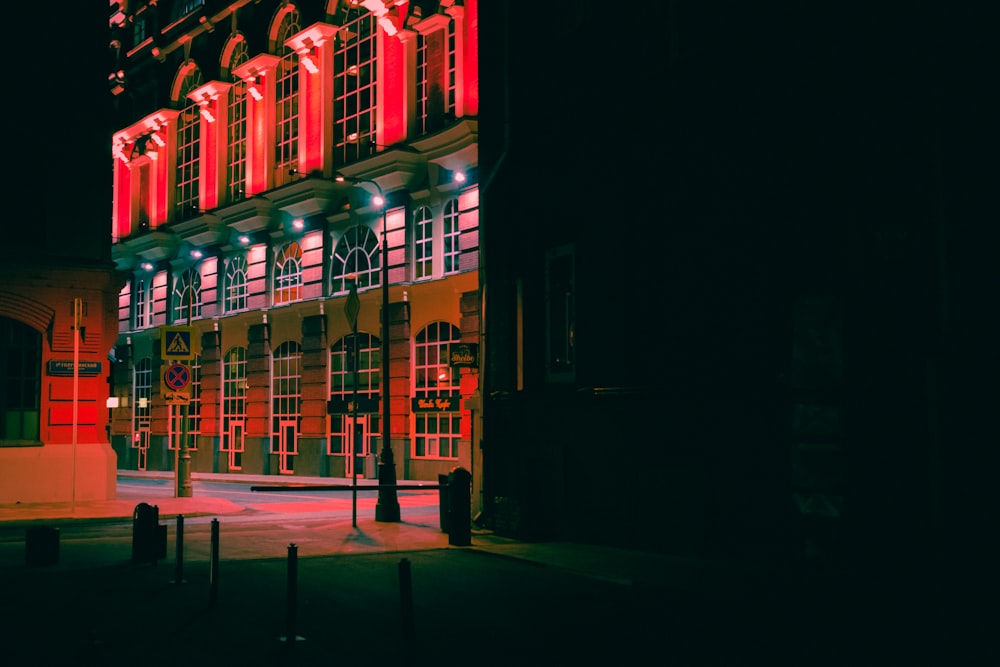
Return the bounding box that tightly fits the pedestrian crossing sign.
[161,326,195,360]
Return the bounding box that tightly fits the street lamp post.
[177,265,197,498]
[336,173,400,522]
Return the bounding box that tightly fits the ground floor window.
[0,317,41,443]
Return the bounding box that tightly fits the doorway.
[274,420,297,473]
[344,415,371,478]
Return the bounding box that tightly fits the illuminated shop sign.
[449,343,478,368]
[47,360,103,376]
[412,393,461,412]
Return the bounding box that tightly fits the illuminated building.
[0,4,121,503]
[108,1,481,502]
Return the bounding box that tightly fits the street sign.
[161,363,191,400]
[161,326,195,360]
[163,391,191,405]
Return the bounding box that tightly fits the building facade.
[0,4,121,503]
[108,1,481,499]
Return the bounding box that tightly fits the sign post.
[161,326,195,497]
[345,277,360,527]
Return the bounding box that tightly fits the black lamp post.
[335,173,400,522]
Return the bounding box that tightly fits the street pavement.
[0,472,964,666]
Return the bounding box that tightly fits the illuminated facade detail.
[413,322,461,459]
[221,347,247,471]
[108,1,480,494]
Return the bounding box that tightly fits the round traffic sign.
[164,363,191,390]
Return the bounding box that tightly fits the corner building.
[109,1,481,497]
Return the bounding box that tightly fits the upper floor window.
[0,317,40,444]
[134,277,154,329]
[334,6,376,164]
[446,16,457,117]
[416,32,428,134]
[174,0,205,20]
[443,198,460,275]
[224,254,249,313]
[175,66,203,221]
[414,206,433,280]
[172,267,202,323]
[274,242,303,305]
[274,11,300,185]
[331,225,381,295]
[227,38,249,204]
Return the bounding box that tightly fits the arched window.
[328,332,381,455]
[0,317,41,443]
[331,225,381,294]
[413,322,461,459]
[226,37,249,203]
[173,267,202,323]
[271,341,301,473]
[222,347,247,470]
[224,254,249,313]
[274,10,300,185]
[175,64,203,221]
[274,242,303,304]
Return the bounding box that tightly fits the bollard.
[399,558,414,642]
[281,543,303,644]
[447,467,472,546]
[171,514,186,584]
[209,518,219,606]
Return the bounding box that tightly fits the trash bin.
[132,502,167,564]
[25,526,60,567]
[438,474,450,534]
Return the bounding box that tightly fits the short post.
[447,467,472,546]
[209,518,220,606]
[171,514,185,584]
[399,557,414,642]
[282,543,303,644]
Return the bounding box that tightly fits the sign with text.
[47,360,103,376]
[411,393,461,412]
[449,343,479,368]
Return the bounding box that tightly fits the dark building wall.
[478,1,996,566]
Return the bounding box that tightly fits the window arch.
[224,254,249,313]
[331,225,381,294]
[0,317,41,443]
[274,242,303,304]
[173,267,202,323]
[225,37,249,204]
[413,322,461,459]
[174,63,203,221]
[274,9,300,185]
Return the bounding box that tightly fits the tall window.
[413,322,461,459]
[271,341,301,471]
[443,198,460,275]
[134,358,152,431]
[274,242,303,304]
[274,11,300,185]
[331,226,380,295]
[546,245,576,382]
[224,254,249,313]
[446,16,457,117]
[416,32,428,133]
[134,277,154,329]
[414,206,433,280]
[334,6,376,164]
[222,347,247,469]
[173,267,202,323]
[0,317,40,443]
[227,39,249,203]
[175,66,203,221]
[328,332,381,455]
